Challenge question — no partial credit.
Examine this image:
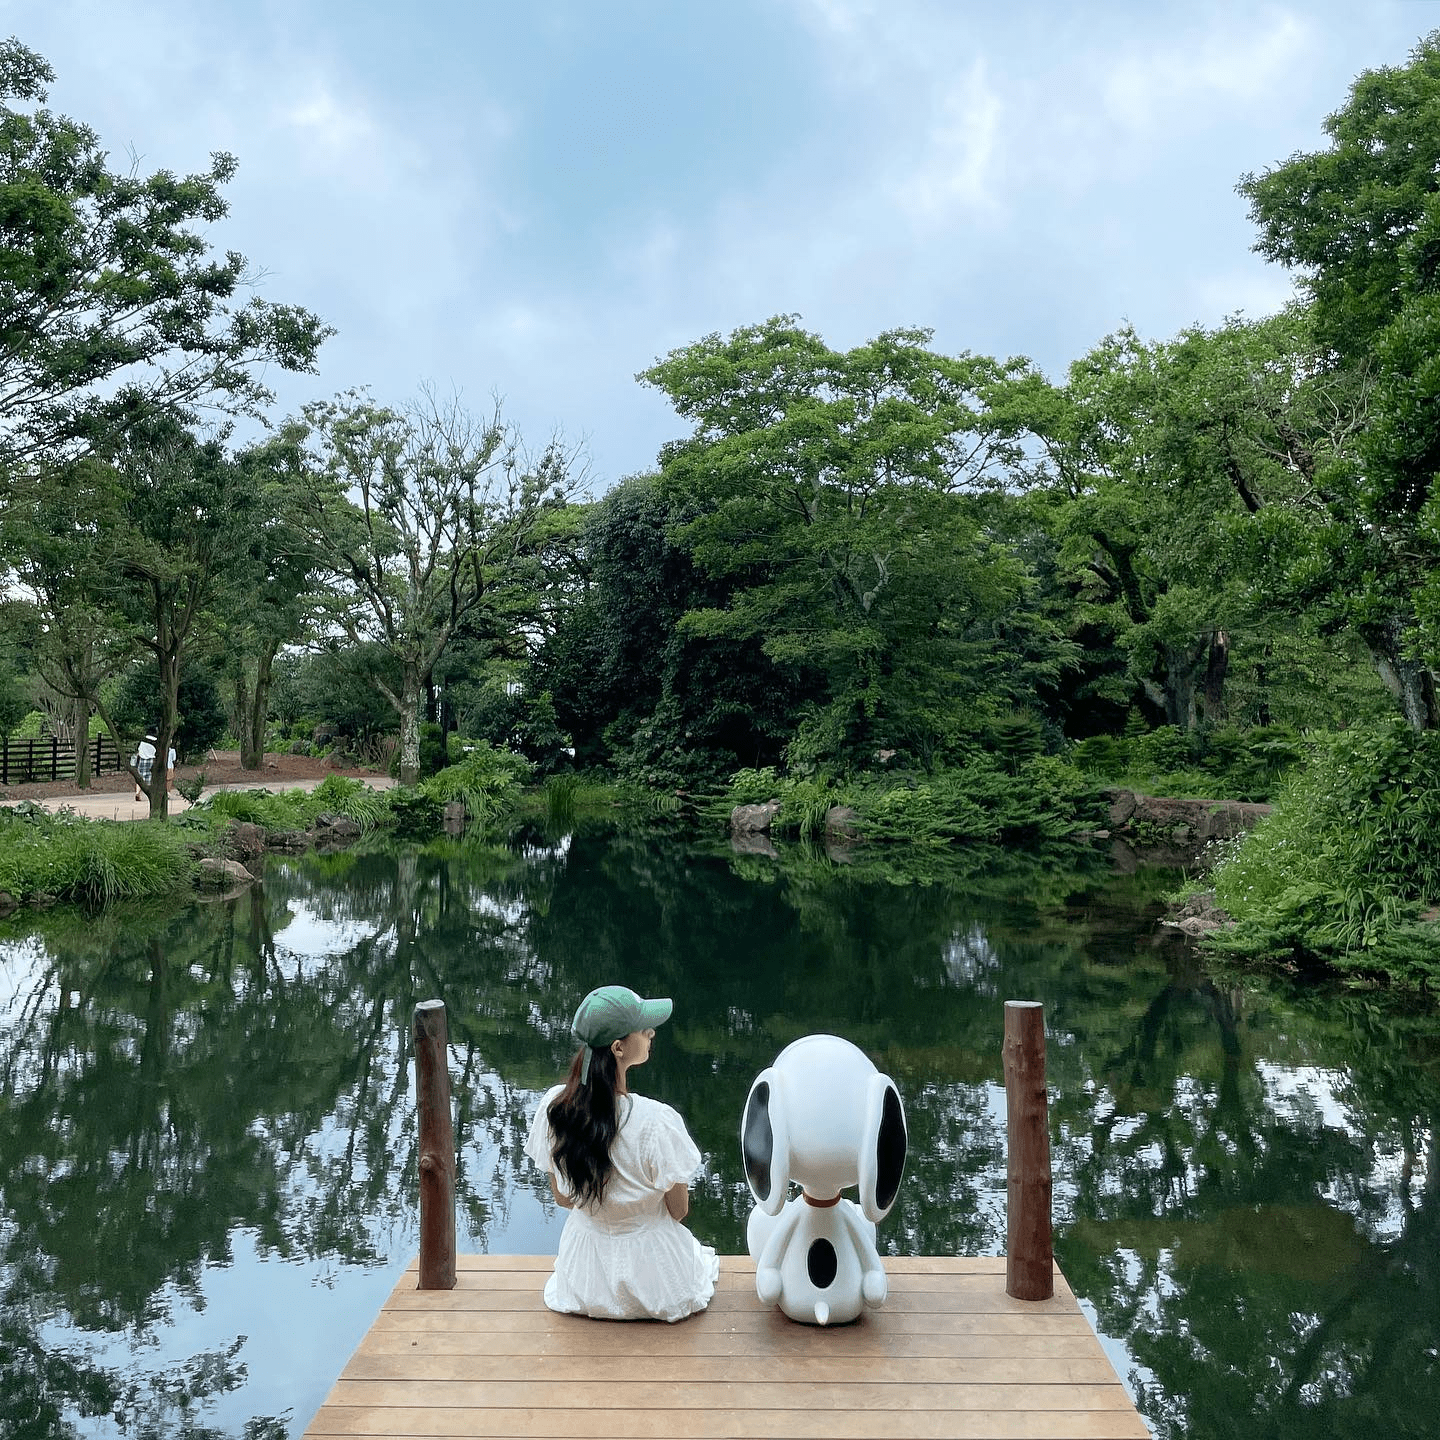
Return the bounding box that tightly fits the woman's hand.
[664,1182,689,1221]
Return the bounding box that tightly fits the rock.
[1103,787,1137,828]
[315,812,362,839]
[289,739,309,755]
[265,829,309,853]
[0,890,16,916]
[442,801,466,835]
[226,821,266,859]
[323,751,351,770]
[731,800,782,834]
[824,804,861,838]
[1163,890,1233,937]
[198,857,256,888]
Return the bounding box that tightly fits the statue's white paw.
[862,1270,888,1306]
[756,1266,783,1305]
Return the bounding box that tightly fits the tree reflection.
[0,832,1434,1439]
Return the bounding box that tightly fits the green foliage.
[111,660,226,761]
[0,807,192,906]
[9,708,45,739]
[1071,723,1309,802]
[200,787,324,833]
[417,743,532,831]
[1210,720,1440,985]
[384,788,443,839]
[727,767,782,804]
[310,774,387,830]
[0,39,328,467]
[174,769,206,806]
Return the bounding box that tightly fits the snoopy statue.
[741,1034,907,1326]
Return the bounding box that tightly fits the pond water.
[0,826,1436,1439]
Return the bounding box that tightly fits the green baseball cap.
[572,985,673,1067]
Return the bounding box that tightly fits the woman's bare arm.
[550,1175,574,1209]
[664,1182,689,1220]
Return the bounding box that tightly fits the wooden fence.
[0,734,126,786]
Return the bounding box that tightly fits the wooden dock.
[302,1253,1150,1439]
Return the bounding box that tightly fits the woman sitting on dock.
[524,985,718,1321]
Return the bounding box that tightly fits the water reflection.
[0,830,1434,1439]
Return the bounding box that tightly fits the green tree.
[295,392,584,784]
[0,38,328,469]
[1241,32,1440,727]
[639,318,1039,771]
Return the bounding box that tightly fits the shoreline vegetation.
[4,720,1438,996]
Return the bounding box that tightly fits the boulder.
[1163,890,1234,937]
[731,799,782,834]
[226,821,266,859]
[1103,787,1137,827]
[265,829,309,853]
[442,801,466,834]
[0,890,16,916]
[197,857,255,888]
[824,804,861,838]
[315,812,363,839]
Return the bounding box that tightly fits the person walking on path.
[524,985,718,1322]
[133,732,156,803]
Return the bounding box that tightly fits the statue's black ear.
[742,1067,790,1214]
[858,1073,907,1222]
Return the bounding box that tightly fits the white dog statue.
[741,1034,907,1325]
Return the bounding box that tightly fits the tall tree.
[0,38,328,470]
[640,318,1039,770]
[1241,32,1440,727]
[295,391,583,784]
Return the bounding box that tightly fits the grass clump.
[0,806,193,907]
[1208,719,1440,988]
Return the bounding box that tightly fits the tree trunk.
[245,643,276,770]
[234,662,256,769]
[1201,629,1230,727]
[71,694,93,790]
[1163,639,1209,731]
[399,680,422,786]
[1366,615,1440,731]
[152,645,182,820]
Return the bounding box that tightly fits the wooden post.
[1003,999,1053,1301]
[413,999,457,1290]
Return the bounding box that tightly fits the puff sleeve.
[524,1085,566,1182]
[638,1101,703,1192]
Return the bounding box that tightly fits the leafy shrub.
[419,743,532,830]
[1209,719,1440,986]
[726,767,782,805]
[1132,726,1191,775]
[1071,734,1129,778]
[385,788,444,838]
[0,808,192,906]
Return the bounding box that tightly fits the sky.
[9,1,1438,491]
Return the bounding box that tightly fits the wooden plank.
[320,1380,1136,1411]
[418,1254,1012,1275]
[382,1287,1077,1314]
[395,1268,1034,1294]
[352,1329,1107,1359]
[366,1307,1097,1336]
[304,1406,1151,1438]
[339,1353,1122,1385]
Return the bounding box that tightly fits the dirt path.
[0,750,396,821]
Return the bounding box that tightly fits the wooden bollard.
[1003,999,1053,1301]
[413,999,457,1291]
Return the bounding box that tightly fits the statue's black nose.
[807,1238,838,1289]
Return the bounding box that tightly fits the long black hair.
[548,1045,625,1207]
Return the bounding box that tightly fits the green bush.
[1209,720,1440,987]
[418,742,532,830]
[727,767,782,804]
[1133,726,1191,775]
[0,808,192,906]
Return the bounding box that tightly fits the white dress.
[524,1084,720,1322]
